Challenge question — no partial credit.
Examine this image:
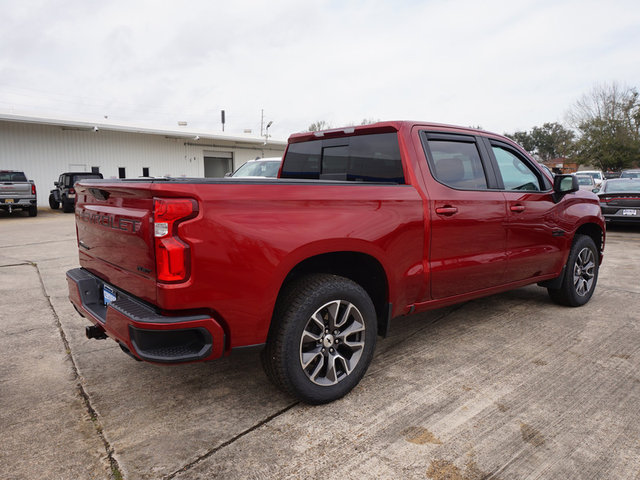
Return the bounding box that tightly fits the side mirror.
[54,182,59,187]
[552,174,579,203]
[592,188,599,194]
[554,174,579,194]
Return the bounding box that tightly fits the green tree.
[567,83,640,170]
[529,122,575,161]
[505,123,574,160]
[506,130,536,153]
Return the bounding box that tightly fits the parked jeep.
[49,172,103,212]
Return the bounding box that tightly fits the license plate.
[622,209,637,216]
[5,198,13,203]
[103,285,117,305]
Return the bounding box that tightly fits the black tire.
[262,274,377,404]
[49,194,59,209]
[548,234,599,307]
[28,205,37,217]
[62,197,74,213]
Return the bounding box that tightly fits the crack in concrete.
[0,238,76,249]
[32,261,124,480]
[598,285,640,296]
[0,262,33,268]
[163,402,299,480]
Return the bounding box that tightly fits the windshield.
[603,179,640,193]
[582,172,602,180]
[232,160,280,177]
[0,172,27,182]
[576,176,593,186]
[620,171,640,179]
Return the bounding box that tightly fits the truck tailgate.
[0,182,32,198]
[75,182,157,303]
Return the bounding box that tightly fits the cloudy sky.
[1,0,639,140]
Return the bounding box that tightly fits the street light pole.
[264,120,273,145]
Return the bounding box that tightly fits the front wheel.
[262,274,377,404]
[548,234,599,307]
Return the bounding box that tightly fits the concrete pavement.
[1,208,639,479]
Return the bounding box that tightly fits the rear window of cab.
[281,132,405,184]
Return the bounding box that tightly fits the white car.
[575,174,598,192]
[227,157,281,178]
[577,170,604,186]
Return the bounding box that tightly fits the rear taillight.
[153,198,198,283]
[69,187,75,194]
[31,183,36,195]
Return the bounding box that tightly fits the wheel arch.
[574,221,605,262]
[275,251,391,337]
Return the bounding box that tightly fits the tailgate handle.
[435,206,458,216]
[89,188,110,200]
[510,205,526,213]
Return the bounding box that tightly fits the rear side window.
[424,139,488,190]
[281,132,405,183]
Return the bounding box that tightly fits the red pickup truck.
[67,121,605,404]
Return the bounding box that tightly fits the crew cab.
[67,121,605,404]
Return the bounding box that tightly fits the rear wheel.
[49,194,59,209]
[548,234,599,307]
[262,274,377,404]
[62,197,74,213]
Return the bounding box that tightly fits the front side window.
[425,139,488,190]
[492,146,541,191]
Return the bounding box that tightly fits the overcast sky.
[1,0,639,140]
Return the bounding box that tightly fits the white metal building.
[0,114,287,207]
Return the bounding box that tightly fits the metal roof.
[0,112,287,146]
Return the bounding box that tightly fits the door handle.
[435,206,458,216]
[510,205,526,213]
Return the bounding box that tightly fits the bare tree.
[307,120,331,132]
[567,82,640,136]
[566,83,640,170]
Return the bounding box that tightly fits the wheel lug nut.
[334,330,338,335]
[330,348,334,353]
[321,348,326,353]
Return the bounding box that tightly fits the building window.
[142,167,149,177]
[118,167,126,179]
